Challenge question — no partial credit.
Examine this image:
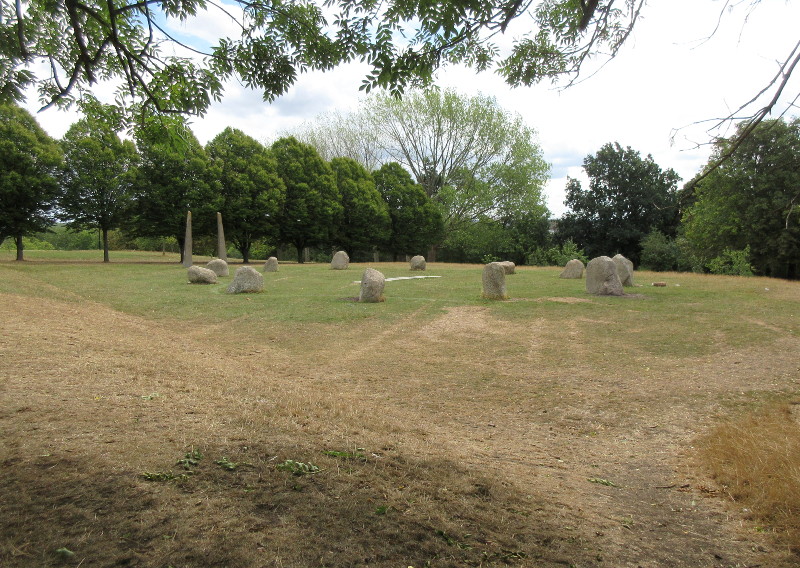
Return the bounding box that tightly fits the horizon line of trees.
[3,99,798,278]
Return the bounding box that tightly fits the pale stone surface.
[482,262,508,300]
[226,266,264,294]
[499,261,516,275]
[206,258,229,277]
[359,268,386,303]
[560,259,585,279]
[182,210,193,268]
[613,254,635,287]
[187,266,217,284]
[331,250,350,270]
[263,257,279,272]
[216,212,227,262]
[586,256,624,296]
[410,255,426,271]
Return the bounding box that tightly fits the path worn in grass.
[1,262,799,567]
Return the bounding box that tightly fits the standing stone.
[482,262,508,300]
[216,212,227,262]
[207,258,229,277]
[586,256,624,296]
[226,266,264,294]
[359,268,386,303]
[263,257,279,272]
[612,254,635,287]
[182,210,193,268]
[331,250,350,270]
[560,259,585,279]
[409,255,426,271]
[499,261,516,275]
[187,266,217,284]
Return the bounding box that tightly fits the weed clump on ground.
[698,403,800,554]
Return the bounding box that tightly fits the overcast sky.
[25,0,800,217]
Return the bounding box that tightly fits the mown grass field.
[1,251,799,567]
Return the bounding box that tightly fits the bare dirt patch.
[2,291,799,567]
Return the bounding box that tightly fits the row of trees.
[0,102,445,263]
[2,88,553,265]
[554,119,800,279]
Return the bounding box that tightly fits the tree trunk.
[296,243,305,263]
[241,244,250,264]
[15,233,24,261]
[177,235,185,264]
[102,228,110,263]
[427,244,438,263]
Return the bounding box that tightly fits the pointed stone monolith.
[216,212,227,262]
[182,211,193,267]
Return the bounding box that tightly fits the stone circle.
[409,255,426,271]
[585,256,624,296]
[187,266,217,284]
[331,250,350,270]
[482,262,507,300]
[263,257,279,272]
[359,268,386,303]
[206,258,229,277]
[560,259,585,279]
[226,266,264,294]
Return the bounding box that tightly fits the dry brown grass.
[2,261,800,567]
[697,403,800,554]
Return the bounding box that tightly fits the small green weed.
[323,449,367,461]
[141,471,190,482]
[141,392,161,400]
[176,449,203,470]
[588,477,618,487]
[276,459,320,476]
[215,457,251,471]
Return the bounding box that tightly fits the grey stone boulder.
[482,262,507,300]
[331,250,350,270]
[226,266,264,294]
[499,260,516,275]
[359,268,386,303]
[409,255,426,271]
[206,258,229,277]
[560,259,585,279]
[586,256,624,296]
[613,254,635,287]
[263,256,279,272]
[188,266,217,284]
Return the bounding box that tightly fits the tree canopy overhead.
[0,0,646,116]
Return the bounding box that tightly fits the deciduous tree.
[205,128,285,264]
[329,157,391,257]
[271,137,342,262]
[0,103,63,260]
[682,119,800,278]
[558,142,681,265]
[132,116,221,263]
[373,162,443,260]
[59,113,139,262]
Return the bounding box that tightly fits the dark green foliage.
[639,229,680,272]
[0,103,63,260]
[206,128,286,264]
[682,119,800,278]
[59,111,139,262]
[557,142,681,265]
[132,115,221,263]
[373,162,443,259]
[330,157,391,256]
[526,240,588,267]
[271,137,342,262]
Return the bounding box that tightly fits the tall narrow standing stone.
[182,211,193,267]
[216,212,227,262]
